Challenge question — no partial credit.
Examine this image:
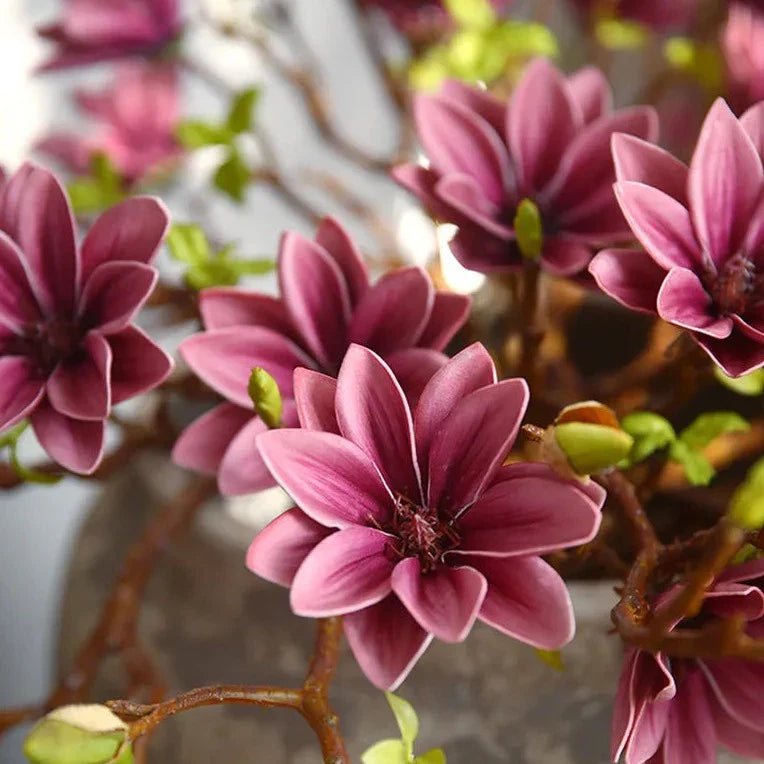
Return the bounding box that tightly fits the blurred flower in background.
[721,2,764,114]
[571,0,700,32]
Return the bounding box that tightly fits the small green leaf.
[385,692,419,757]
[595,18,650,50]
[554,422,634,476]
[730,543,764,564]
[669,440,715,486]
[443,0,495,30]
[514,199,543,260]
[361,739,409,764]
[415,749,447,764]
[166,223,212,266]
[248,367,283,429]
[620,411,676,465]
[679,412,750,451]
[214,150,251,202]
[663,37,722,92]
[226,88,260,134]
[729,458,764,530]
[0,421,28,448]
[715,367,764,396]
[534,648,565,671]
[176,120,233,149]
[67,155,125,215]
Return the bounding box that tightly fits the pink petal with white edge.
[348,267,434,355]
[695,330,764,378]
[172,403,252,475]
[79,261,158,334]
[79,196,169,284]
[385,348,448,409]
[567,66,612,124]
[740,101,764,161]
[278,232,352,370]
[344,595,432,691]
[466,555,574,649]
[703,583,764,621]
[439,79,506,135]
[455,462,602,557]
[47,333,112,420]
[611,648,640,762]
[293,368,339,433]
[712,701,764,759]
[336,345,420,500]
[199,289,295,337]
[0,356,45,431]
[107,325,173,404]
[541,237,593,276]
[180,326,315,407]
[427,378,528,514]
[391,558,487,643]
[657,268,733,338]
[256,429,393,528]
[246,507,331,587]
[689,98,764,267]
[290,526,397,617]
[31,402,105,474]
[434,174,511,240]
[743,193,764,268]
[0,231,42,331]
[418,291,471,351]
[314,217,369,306]
[589,248,665,314]
[715,557,764,585]
[700,658,764,732]
[661,670,716,764]
[391,164,458,222]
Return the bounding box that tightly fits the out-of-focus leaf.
[166,223,211,265]
[534,648,565,671]
[67,154,124,215]
[0,421,28,448]
[361,739,409,764]
[226,87,260,134]
[415,749,447,764]
[595,18,650,50]
[669,440,715,486]
[664,37,722,92]
[555,422,633,476]
[214,149,251,202]
[385,692,419,758]
[176,120,233,148]
[620,411,676,465]
[443,0,495,29]
[715,368,764,396]
[730,458,764,530]
[679,412,750,451]
[10,448,61,485]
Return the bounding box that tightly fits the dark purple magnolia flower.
[612,559,764,763]
[0,164,173,473]
[37,0,181,72]
[570,0,699,30]
[394,58,658,276]
[590,99,764,377]
[247,342,604,690]
[722,3,764,115]
[172,218,470,496]
[37,63,182,185]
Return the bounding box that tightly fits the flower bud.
[513,198,543,260]
[248,367,283,429]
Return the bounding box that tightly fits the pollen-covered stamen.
[712,252,756,316]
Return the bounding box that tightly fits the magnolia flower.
[722,3,764,115]
[590,99,764,377]
[394,58,657,276]
[37,63,182,185]
[172,218,470,496]
[247,342,604,690]
[0,164,172,473]
[570,0,698,30]
[612,558,764,763]
[37,0,181,71]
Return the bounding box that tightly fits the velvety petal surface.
[384,348,447,408]
[417,291,471,350]
[700,658,764,732]
[567,66,612,123]
[314,217,369,306]
[0,232,41,331]
[31,402,105,474]
[199,289,295,337]
[293,368,339,434]
[0,356,45,431]
[661,670,716,764]
[107,325,173,403]
[589,249,665,314]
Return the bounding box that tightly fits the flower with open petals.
[172,218,470,496]
[247,343,604,690]
[37,0,181,72]
[394,58,658,276]
[612,558,764,763]
[722,3,764,115]
[589,98,764,377]
[37,63,182,185]
[0,163,173,473]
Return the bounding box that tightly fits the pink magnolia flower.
[37,0,181,72]
[612,558,764,763]
[722,3,764,115]
[247,342,604,690]
[0,163,173,473]
[394,58,658,276]
[589,99,764,377]
[172,218,470,496]
[37,63,182,185]
[570,0,699,30]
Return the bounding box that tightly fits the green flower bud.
[248,367,283,429]
[513,199,543,260]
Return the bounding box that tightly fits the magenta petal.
[0,163,77,315]
[703,583,764,620]
[467,555,574,649]
[343,595,432,691]
[0,232,41,331]
[449,225,519,273]
[656,268,733,338]
[589,248,665,314]
[391,164,458,222]
[47,333,112,420]
[695,330,764,377]
[661,670,716,764]
[689,98,763,267]
[218,416,274,496]
[540,237,593,276]
[391,558,486,643]
[385,348,448,409]
[700,658,764,733]
[434,174,511,239]
[293,368,339,433]
[314,217,369,306]
[278,232,351,369]
[0,356,45,431]
[741,102,764,160]
[611,648,640,762]
[427,378,528,514]
[256,429,393,527]
[418,291,471,350]
[172,403,252,475]
[715,557,764,585]
[79,196,169,283]
[567,66,612,123]
[290,527,397,617]
[199,289,295,336]
[336,345,420,499]
[79,261,158,334]
[712,702,764,759]
[107,325,173,404]
[31,402,105,474]
[349,266,434,354]
[246,507,331,587]
[744,195,764,269]
[439,79,506,135]
[180,327,315,407]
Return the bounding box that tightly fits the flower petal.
[439,79,505,135]
[712,701,764,759]
[661,670,716,764]
[611,647,640,763]
[434,174,511,240]
[700,658,764,732]
[107,325,173,404]
[392,163,458,221]
[418,291,471,350]
[589,248,665,314]
[199,289,295,336]
[449,225,519,272]
[31,402,105,474]
[0,356,45,431]
[540,237,593,276]
[741,101,764,160]
[384,348,447,408]
[703,583,764,621]
[695,329,764,377]
[314,217,369,306]
[290,527,397,617]
[293,368,339,433]
[218,416,272,496]
[0,231,41,331]
[567,66,612,124]
[343,595,432,691]
[256,429,393,527]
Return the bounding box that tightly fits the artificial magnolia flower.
[0,163,173,473]
[589,98,764,377]
[37,0,181,72]
[394,58,657,276]
[570,0,698,31]
[37,63,182,185]
[172,218,470,496]
[612,558,764,763]
[722,2,764,115]
[248,342,604,690]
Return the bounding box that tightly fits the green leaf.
[554,422,634,475]
[176,120,232,149]
[226,88,260,134]
[443,0,495,30]
[166,223,212,266]
[595,18,650,50]
[0,421,28,448]
[67,155,125,215]
[385,692,419,757]
[679,412,750,451]
[248,367,283,429]
[514,199,543,260]
[714,367,764,396]
[534,648,565,671]
[361,739,408,764]
[620,411,676,465]
[415,750,447,764]
[669,441,715,486]
[729,458,764,530]
[663,37,723,92]
[214,150,251,202]
[10,446,61,485]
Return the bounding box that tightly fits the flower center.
[8,319,86,376]
[710,252,758,316]
[386,493,461,573]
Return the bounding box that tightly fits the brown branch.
[518,263,543,389]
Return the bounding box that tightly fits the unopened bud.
[248,367,283,429]
[513,198,543,260]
